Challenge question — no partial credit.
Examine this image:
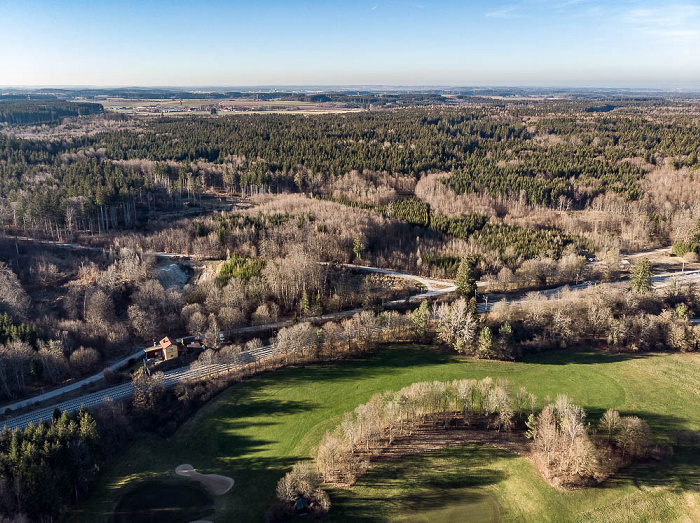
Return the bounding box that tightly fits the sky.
[1,0,699,88]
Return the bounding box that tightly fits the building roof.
[159,336,175,349]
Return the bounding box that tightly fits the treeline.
[2,105,700,242]
[0,410,102,522]
[316,194,590,262]
[0,314,37,347]
[0,100,103,125]
[428,276,700,361]
[0,152,216,237]
[315,379,653,489]
[5,89,451,106]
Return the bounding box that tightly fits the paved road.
[340,263,457,294]
[2,345,276,430]
[651,269,700,288]
[2,236,693,429]
[625,247,672,259]
[7,265,691,426]
[476,268,700,313]
[0,348,146,413]
[0,261,453,416]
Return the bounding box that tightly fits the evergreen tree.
[299,290,310,316]
[477,326,494,358]
[353,235,364,261]
[411,300,430,342]
[497,321,515,358]
[455,257,477,297]
[631,258,653,294]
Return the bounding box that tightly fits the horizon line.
[3,84,700,92]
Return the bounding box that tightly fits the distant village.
[108,102,307,114]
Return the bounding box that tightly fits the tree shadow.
[601,446,700,494]
[328,446,511,522]
[111,479,215,523]
[588,410,700,494]
[521,349,655,366]
[249,345,459,390]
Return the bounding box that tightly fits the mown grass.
[111,479,214,523]
[71,345,700,523]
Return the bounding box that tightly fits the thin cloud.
[486,6,519,18]
[555,0,588,8]
[486,0,591,19]
[624,4,700,40]
[387,0,425,9]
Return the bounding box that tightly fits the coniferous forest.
[1,96,700,522]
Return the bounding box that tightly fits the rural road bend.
[2,236,695,429]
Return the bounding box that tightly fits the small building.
[186,340,203,351]
[144,346,163,360]
[160,336,179,360]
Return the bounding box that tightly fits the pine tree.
[497,321,515,358]
[411,301,430,342]
[353,235,364,261]
[631,258,653,294]
[455,257,477,297]
[299,290,310,316]
[477,326,494,358]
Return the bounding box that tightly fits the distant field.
[100,98,366,115]
[103,98,315,108]
[71,346,700,522]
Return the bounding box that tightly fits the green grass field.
[111,480,214,523]
[71,346,700,523]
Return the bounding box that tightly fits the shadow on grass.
[601,446,700,494]
[250,345,459,389]
[520,349,655,366]
[111,479,214,523]
[328,446,511,522]
[126,346,460,521]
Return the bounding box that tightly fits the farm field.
[101,97,362,114]
[71,345,700,522]
[103,98,315,108]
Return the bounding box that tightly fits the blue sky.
[1,0,699,87]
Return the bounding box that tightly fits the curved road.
[0,260,453,416]
[2,236,696,429]
[1,344,276,430]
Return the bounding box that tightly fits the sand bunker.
[176,464,234,495]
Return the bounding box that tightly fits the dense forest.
[3,105,699,200]
[0,409,102,521]
[0,95,699,522]
[2,103,698,253]
[0,100,699,405]
[0,99,104,125]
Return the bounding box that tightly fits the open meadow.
[70,345,700,523]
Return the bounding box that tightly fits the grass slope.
[71,346,700,523]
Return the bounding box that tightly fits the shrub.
[217,254,266,285]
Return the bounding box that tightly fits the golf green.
[72,345,700,522]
